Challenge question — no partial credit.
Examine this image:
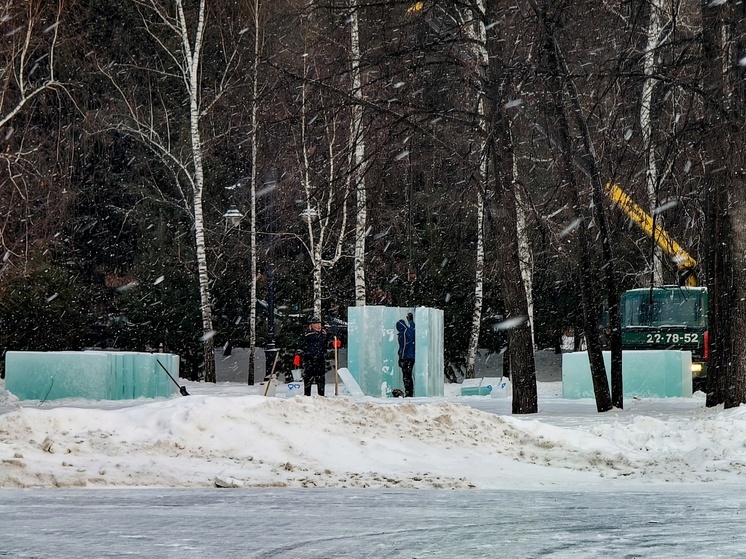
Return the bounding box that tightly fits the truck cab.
[620,286,708,391]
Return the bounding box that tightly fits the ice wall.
[347,306,444,397]
[5,351,179,401]
[561,349,693,398]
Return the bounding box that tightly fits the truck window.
[621,289,705,328]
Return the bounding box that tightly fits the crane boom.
[605,183,697,286]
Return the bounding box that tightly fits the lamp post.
[264,257,277,380]
[264,171,279,380]
[223,202,254,384]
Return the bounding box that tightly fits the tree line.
[0,0,744,413]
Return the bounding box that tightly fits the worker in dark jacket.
[299,316,329,396]
[396,312,416,397]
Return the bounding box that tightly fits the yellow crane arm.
[407,2,424,14]
[605,183,697,284]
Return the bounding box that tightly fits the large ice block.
[561,350,692,399]
[347,306,444,397]
[5,351,179,401]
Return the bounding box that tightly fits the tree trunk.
[349,1,367,306]
[465,1,489,379]
[246,0,261,385]
[640,0,665,286]
[485,0,537,413]
[705,4,746,408]
[533,0,612,411]
[489,176,538,414]
[727,9,746,406]
[727,136,746,407]
[466,187,486,379]
[701,0,731,407]
[515,180,535,350]
[183,0,216,383]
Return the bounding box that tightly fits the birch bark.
[107,0,243,382]
[246,0,261,385]
[349,1,367,306]
[640,0,664,285]
[177,0,216,383]
[463,0,488,380]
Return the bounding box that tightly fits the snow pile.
[1,383,745,490]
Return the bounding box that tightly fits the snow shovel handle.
[334,336,339,396]
[263,351,281,396]
[156,359,189,396]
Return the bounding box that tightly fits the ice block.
[347,306,444,397]
[5,351,179,401]
[561,350,693,398]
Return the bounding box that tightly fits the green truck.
[619,286,709,391]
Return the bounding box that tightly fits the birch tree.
[515,182,535,350]
[483,0,538,414]
[463,0,489,381]
[349,0,367,306]
[103,0,243,382]
[296,57,351,318]
[245,0,262,385]
[639,0,666,286]
[0,1,61,129]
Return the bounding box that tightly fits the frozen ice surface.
[5,351,178,401]
[348,305,443,397]
[0,488,743,558]
[562,350,692,398]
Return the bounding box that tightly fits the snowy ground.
[2,376,745,491]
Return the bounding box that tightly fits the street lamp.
[223,206,243,227]
[299,207,319,223]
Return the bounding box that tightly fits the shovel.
[156,359,189,396]
[263,350,281,396]
[333,336,340,396]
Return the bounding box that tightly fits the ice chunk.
[561,350,693,399]
[347,306,444,397]
[336,367,364,397]
[5,351,178,401]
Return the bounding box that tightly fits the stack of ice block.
[347,306,444,397]
[561,349,693,398]
[5,351,179,401]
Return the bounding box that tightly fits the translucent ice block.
[5,351,179,401]
[415,306,444,398]
[347,306,444,397]
[561,350,693,399]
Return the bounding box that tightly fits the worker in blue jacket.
[396,312,416,397]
